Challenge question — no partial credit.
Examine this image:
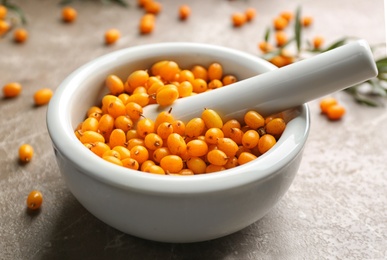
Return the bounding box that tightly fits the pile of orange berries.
[319,97,346,120]
[75,60,287,175]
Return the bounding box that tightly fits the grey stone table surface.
[1,0,386,259]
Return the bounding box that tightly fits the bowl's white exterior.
[47,43,310,243]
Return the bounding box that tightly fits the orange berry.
[144,1,162,15]
[313,36,324,49]
[33,88,53,106]
[105,28,120,45]
[179,5,191,20]
[258,134,277,154]
[275,31,287,47]
[26,190,43,210]
[302,16,313,27]
[231,12,247,27]
[245,7,256,22]
[0,20,10,36]
[13,28,28,43]
[62,6,77,23]
[280,11,293,21]
[2,82,22,98]
[319,97,338,114]
[0,5,7,20]
[258,41,273,53]
[19,144,34,163]
[273,16,288,30]
[139,15,155,34]
[326,104,346,120]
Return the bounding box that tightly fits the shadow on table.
[36,192,284,260]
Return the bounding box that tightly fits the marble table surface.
[1,0,386,259]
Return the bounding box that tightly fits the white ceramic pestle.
[142,40,378,121]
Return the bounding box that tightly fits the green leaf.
[294,6,302,53]
[321,38,350,52]
[264,27,271,42]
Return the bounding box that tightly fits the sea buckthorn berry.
[154,108,174,130]
[273,16,288,30]
[179,5,191,20]
[102,94,118,108]
[244,111,265,129]
[319,97,338,114]
[144,1,162,15]
[313,36,324,49]
[109,129,126,148]
[114,115,133,132]
[80,131,105,144]
[137,0,152,8]
[137,118,155,138]
[302,16,313,27]
[13,28,28,43]
[157,122,173,139]
[125,102,143,121]
[231,12,247,27]
[217,137,239,158]
[133,86,148,94]
[139,15,155,34]
[127,93,150,107]
[205,128,224,144]
[207,149,228,166]
[112,146,131,160]
[150,60,168,76]
[122,157,140,170]
[208,62,223,81]
[26,190,43,210]
[126,70,149,93]
[171,120,185,136]
[152,147,170,163]
[81,117,99,132]
[238,152,257,165]
[258,41,274,53]
[187,157,207,174]
[222,119,241,137]
[144,133,163,150]
[158,61,180,82]
[2,82,22,98]
[192,78,208,93]
[126,138,145,150]
[98,114,114,140]
[145,165,166,175]
[130,145,149,164]
[140,160,156,172]
[106,75,124,95]
[103,149,121,160]
[33,88,53,106]
[275,31,287,47]
[167,133,187,156]
[0,5,7,19]
[202,108,223,129]
[187,139,208,157]
[177,81,193,98]
[225,156,238,169]
[62,6,77,23]
[245,7,256,22]
[19,144,34,163]
[228,127,243,145]
[126,129,139,140]
[103,155,123,166]
[242,130,260,149]
[107,98,126,118]
[105,28,120,45]
[222,75,237,86]
[265,118,286,137]
[326,104,346,120]
[87,106,103,120]
[258,134,277,154]
[191,65,208,81]
[270,55,287,68]
[206,164,226,173]
[0,20,10,36]
[208,79,223,89]
[160,155,183,173]
[156,84,179,106]
[185,117,205,138]
[89,142,110,157]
